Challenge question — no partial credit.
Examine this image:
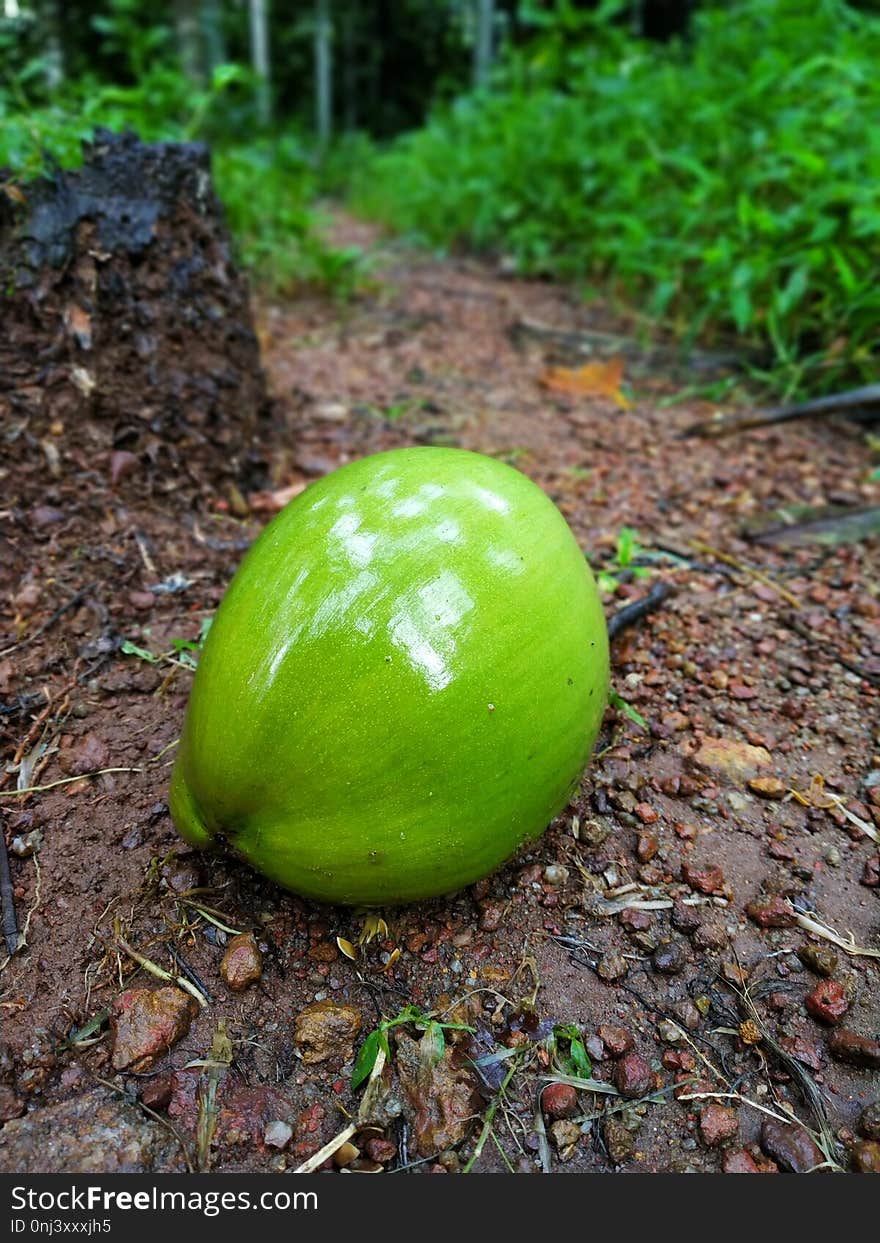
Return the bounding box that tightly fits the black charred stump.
[0,129,269,498]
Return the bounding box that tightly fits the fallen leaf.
[2,181,26,206]
[247,481,307,513]
[540,357,630,408]
[64,304,93,350]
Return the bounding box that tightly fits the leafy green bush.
[0,41,360,298]
[214,139,363,296]
[354,0,880,394]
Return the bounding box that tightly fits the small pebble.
[597,948,628,982]
[699,1104,739,1148]
[657,1019,684,1044]
[694,921,728,952]
[746,897,796,928]
[849,1141,880,1174]
[542,1083,579,1120]
[805,979,849,1025]
[614,1053,653,1099]
[139,1074,173,1112]
[477,900,504,931]
[827,1029,880,1068]
[111,987,197,1073]
[364,1136,398,1164]
[11,831,42,858]
[603,1117,636,1165]
[857,1101,880,1141]
[220,932,263,993]
[597,1024,634,1058]
[722,1148,761,1174]
[798,944,838,977]
[294,1001,362,1064]
[543,864,569,887]
[549,1120,581,1156]
[636,830,659,862]
[760,1118,824,1173]
[672,898,702,934]
[263,1120,292,1150]
[748,776,787,799]
[652,940,688,975]
[674,1000,702,1031]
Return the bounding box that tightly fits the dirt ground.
[1,216,879,1175]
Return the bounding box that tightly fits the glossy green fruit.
[170,447,608,905]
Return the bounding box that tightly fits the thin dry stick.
[114,930,209,1008]
[165,943,214,1005]
[678,1088,842,1170]
[177,901,242,936]
[680,384,880,440]
[0,684,65,796]
[539,1072,619,1094]
[0,824,18,955]
[150,738,180,762]
[677,1027,729,1088]
[688,538,801,609]
[790,776,880,845]
[0,737,178,801]
[532,1102,552,1174]
[0,855,41,973]
[293,1046,388,1175]
[794,913,880,960]
[195,1024,233,1172]
[782,615,880,687]
[293,1122,358,1175]
[489,1128,516,1173]
[607,581,675,642]
[0,586,93,659]
[0,767,143,799]
[678,1090,804,1127]
[711,959,838,1164]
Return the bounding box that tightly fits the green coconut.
[170,447,608,904]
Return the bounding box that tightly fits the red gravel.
[1,215,878,1174]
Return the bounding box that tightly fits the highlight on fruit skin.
[170,446,609,905]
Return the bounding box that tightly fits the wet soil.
[1,216,878,1174]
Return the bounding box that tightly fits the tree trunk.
[315,0,333,147]
[341,1,357,132]
[202,0,228,74]
[174,0,204,83]
[472,0,494,89]
[249,0,272,125]
[37,0,65,90]
[0,131,268,497]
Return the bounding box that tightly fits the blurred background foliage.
[1,1,878,394]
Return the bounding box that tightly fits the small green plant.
[119,639,160,665]
[120,617,212,671]
[597,527,652,594]
[363,397,426,422]
[608,688,648,731]
[351,1004,474,1091]
[213,138,366,297]
[548,1023,592,1078]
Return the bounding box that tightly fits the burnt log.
[0,129,269,497]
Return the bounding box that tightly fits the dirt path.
[1,218,878,1174]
